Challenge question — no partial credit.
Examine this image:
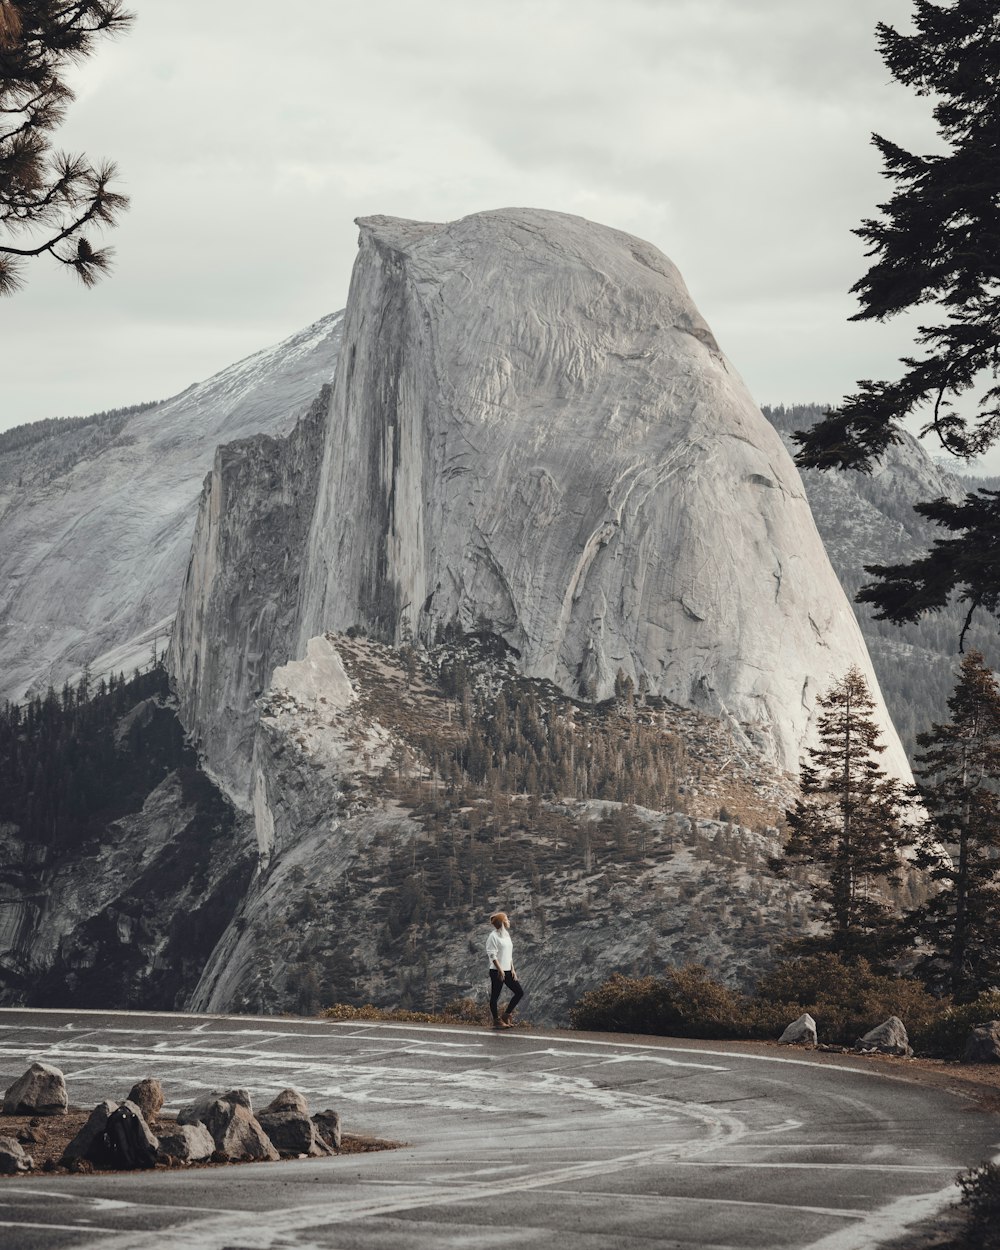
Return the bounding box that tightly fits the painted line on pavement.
[538,1186,868,1219]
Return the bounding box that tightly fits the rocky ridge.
[191,631,815,1022]
[0,312,342,705]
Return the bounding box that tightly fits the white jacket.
[486,927,513,972]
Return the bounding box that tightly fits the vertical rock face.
[294,208,908,779]
[170,388,331,803]
[0,313,342,705]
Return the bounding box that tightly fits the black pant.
[490,969,524,1021]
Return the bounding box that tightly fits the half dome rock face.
[297,208,909,780]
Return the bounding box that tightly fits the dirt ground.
[0,1109,396,1176]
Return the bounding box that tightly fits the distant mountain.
[174,209,909,795]
[763,403,999,758]
[0,313,343,705]
[4,212,985,1024]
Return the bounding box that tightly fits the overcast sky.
[5,0,985,466]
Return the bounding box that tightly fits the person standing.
[486,911,524,1029]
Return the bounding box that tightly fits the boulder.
[126,1078,165,1122]
[2,1061,68,1116]
[93,1100,159,1170]
[963,1020,1000,1065]
[156,1122,215,1164]
[855,1016,912,1057]
[200,1099,279,1163]
[177,1087,253,1125]
[0,1135,33,1174]
[258,1109,330,1158]
[778,1013,817,1046]
[60,1100,117,1165]
[313,1109,341,1151]
[264,1087,309,1116]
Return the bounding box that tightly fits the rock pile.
[0,1063,343,1174]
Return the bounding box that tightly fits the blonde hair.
[490,911,509,928]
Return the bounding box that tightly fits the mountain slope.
[175,208,908,791]
[0,313,343,704]
[764,404,999,756]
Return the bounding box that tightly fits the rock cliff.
[170,388,331,804]
[0,313,342,704]
[279,208,909,781]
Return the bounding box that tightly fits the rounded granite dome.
[292,208,909,782]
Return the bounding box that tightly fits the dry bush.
[321,998,494,1027]
[569,966,748,1038]
[752,954,940,1046]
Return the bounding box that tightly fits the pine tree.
[0,0,132,293]
[781,667,914,961]
[909,650,1000,999]
[793,1,1000,637]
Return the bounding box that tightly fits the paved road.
[0,1009,997,1249]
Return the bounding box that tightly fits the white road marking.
[667,1160,962,1173]
[0,1012,925,1081]
[522,1048,730,1072]
[1,1013,993,1250]
[0,1223,119,1234]
[67,1099,749,1250]
[799,1179,964,1250]
[538,1187,868,1219]
[6,1188,246,1216]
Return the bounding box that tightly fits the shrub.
[911,991,1000,1059]
[321,997,495,1028]
[956,1162,1000,1249]
[321,1003,438,1024]
[569,966,747,1038]
[569,954,979,1052]
[753,954,940,1047]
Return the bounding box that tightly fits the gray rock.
[285,208,909,785]
[856,1016,912,1057]
[0,1135,32,1174]
[126,1078,165,1122]
[778,1013,817,1046]
[264,1087,309,1116]
[60,1100,117,1165]
[257,1108,328,1158]
[170,387,333,803]
[0,312,343,708]
[177,1087,253,1125]
[220,1088,253,1111]
[2,1061,68,1116]
[156,1122,215,1163]
[200,1100,279,1163]
[963,1020,1000,1065]
[313,1109,341,1151]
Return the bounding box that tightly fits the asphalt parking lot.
[1,1009,997,1249]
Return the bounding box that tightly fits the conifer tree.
[781,668,914,961]
[909,650,1000,999]
[793,1,1000,637]
[0,0,132,293]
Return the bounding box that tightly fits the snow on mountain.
[0,313,343,704]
